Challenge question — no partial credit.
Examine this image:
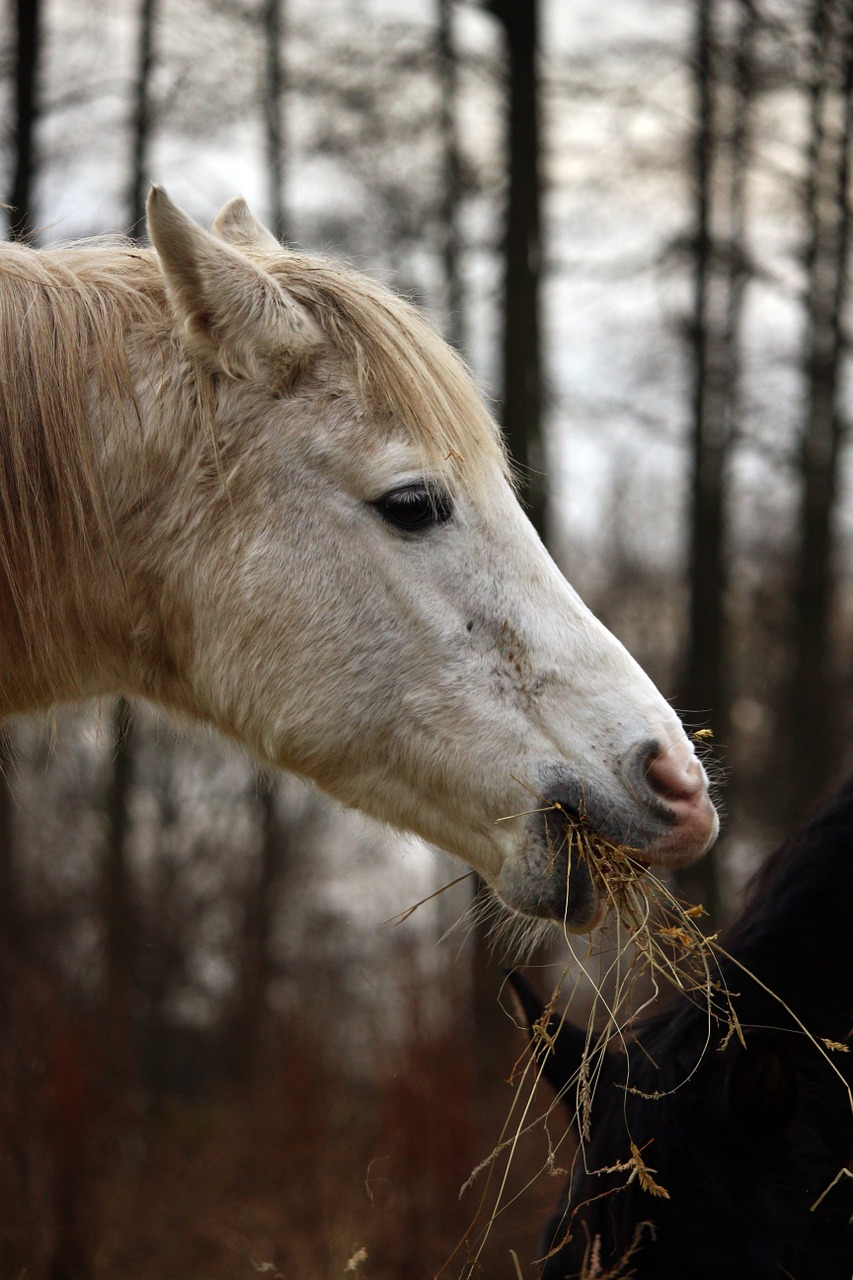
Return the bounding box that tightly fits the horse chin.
[493,847,606,931]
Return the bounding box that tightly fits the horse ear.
[506,971,593,1110]
[146,186,323,382]
[211,197,281,252]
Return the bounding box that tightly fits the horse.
[0,187,717,927]
[512,776,853,1277]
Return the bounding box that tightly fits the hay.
[445,801,743,1278]
[443,795,853,1278]
[395,788,851,1278]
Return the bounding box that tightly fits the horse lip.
[494,769,691,925]
[492,826,605,926]
[527,772,672,926]
[640,793,720,867]
[534,835,603,928]
[564,884,606,931]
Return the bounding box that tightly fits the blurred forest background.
[3,0,853,1276]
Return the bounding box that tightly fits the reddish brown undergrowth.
[0,946,558,1280]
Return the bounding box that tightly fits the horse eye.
[372,485,453,533]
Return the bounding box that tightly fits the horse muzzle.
[493,738,719,928]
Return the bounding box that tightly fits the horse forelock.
[259,248,512,502]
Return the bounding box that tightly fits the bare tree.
[103,697,137,1014]
[679,0,756,920]
[437,0,465,351]
[485,0,546,536]
[7,0,42,239]
[785,0,853,819]
[127,0,159,234]
[263,0,286,236]
[225,781,318,1081]
[0,730,21,949]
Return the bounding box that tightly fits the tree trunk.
[103,698,137,1011]
[127,0,159,234]
[8,0,42,240]
[785,0,853,820]
[486,0,546,536]
[437,0,465,351]
[0,728,22,955]
[678,0,755,921]
[226,778,305,1080]
[263,0,286,237]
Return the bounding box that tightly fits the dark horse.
[512,777,853,1279]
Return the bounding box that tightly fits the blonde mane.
[0,233,508,703]
[0,239,167,699]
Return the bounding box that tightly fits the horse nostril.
[643,741,705,805]
[622,739,719,865]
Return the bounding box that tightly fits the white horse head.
[0,189,717,929]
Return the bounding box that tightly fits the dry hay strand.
[574,1220,655,1280]
[566,812,738,1029]
[412,799,852,1278]
[444,803,745,1279]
